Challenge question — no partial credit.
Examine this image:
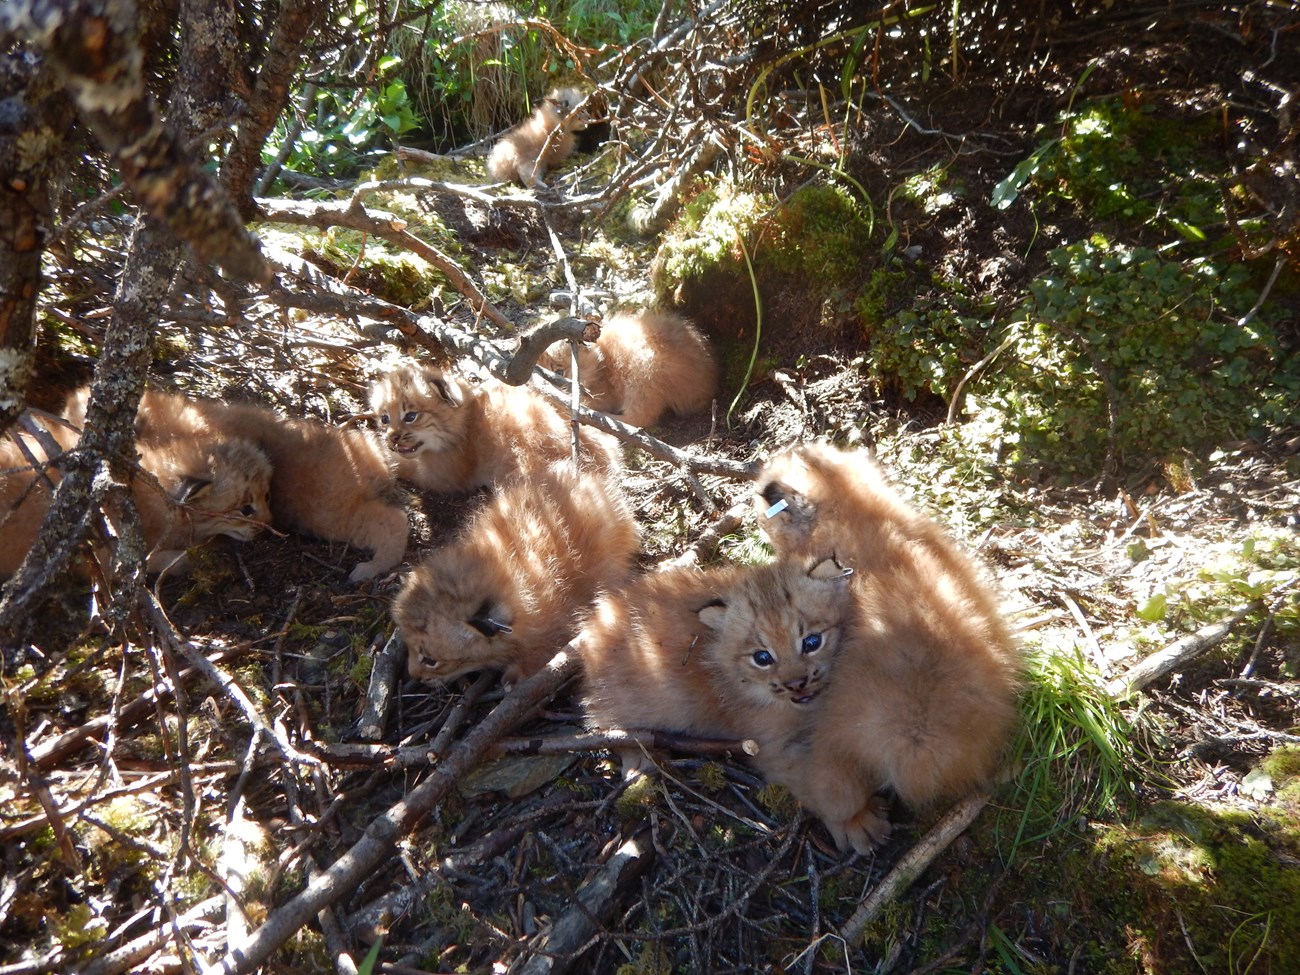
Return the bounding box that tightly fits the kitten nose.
[786,677,808,692]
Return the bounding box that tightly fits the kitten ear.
[468,600,513,638]
[697,599,727,629]
[758,480,794,519]
[174,476,213,504]
[809,557,852,581]
[428,372,465,408]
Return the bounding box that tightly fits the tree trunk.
[0,56,73,436]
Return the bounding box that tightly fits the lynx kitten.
[539,309,719,428]
[487,87,589,187]
[580,558,854,774]
[394,465,638,686]
[753,442,1021,850]
[2,405,271,576]
[368,363,621,493]
[66,386,408,582]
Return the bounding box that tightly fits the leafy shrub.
[993,98,1222,245]
[856,267,998,402]
[986,239,1297,474]
[265,64,419,180]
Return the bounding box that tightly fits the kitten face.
[393,551,518,683]
[699,558,853,712]
[369,365,468,459]
[543,87,590,132]
[177,440,273,542]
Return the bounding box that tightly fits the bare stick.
[1105,602,1259,698]
[72,895,226,975]
[209,648,582,975]
[256,197,511,328]
[508,828,655,975]
[663,500,750,569]
[838,792,990,945]
[494,729,757,758]
[357,628,405,742]
[505,317,600,387]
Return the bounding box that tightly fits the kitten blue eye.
[751,649,775,668]
[801,633,823,654]
[403,411,419,423]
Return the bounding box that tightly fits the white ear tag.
[764,498,789,519]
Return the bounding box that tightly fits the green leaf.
[1168,218,1206,242]
[357,938,384,975]
[1241,768,1273,801]
[991,139,1059,210]
[1135,592,1167,622]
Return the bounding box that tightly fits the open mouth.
[393,443,419,455]
[791,689,820,705]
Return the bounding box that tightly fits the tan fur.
[539,310,719,428]
[368,363,622,493]
[67,386,408,582]
[755,441,1005,622]
[393,465,638,686]
[790,566,1022,852]
[2,406,272,577]
[751,442,1021,851]
[487,87,588,187]
[579,559,853,774]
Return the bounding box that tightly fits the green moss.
[300,238,443,307]
[652,183,770,298]
[1093,802,1300,973]
[348,652,373,687]
[761,184,873,287]
[1263,746,1300,809]
[615,945,673,975]
[755,783,799,821]
[1263,746,1300,781]
[694,762,728,793]
[615,773,661,821]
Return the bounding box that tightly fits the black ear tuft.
[428,372,465,408]
[174,476,212,503]
[468,600,512,638]
[468,616,512,638]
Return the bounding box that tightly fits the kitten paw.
[349,560,381,582]
[833,796,893,853]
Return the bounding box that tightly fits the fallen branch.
[1105,602,1259,698]
[210,648,582,975]
[508,827,655,975]
[256,196,511,328]
[505,316,601,387]
[357,628,405,741]
[72,895,226,975]
[838,792,991,945]
[494,729,758,759]
[663,500,751,569]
